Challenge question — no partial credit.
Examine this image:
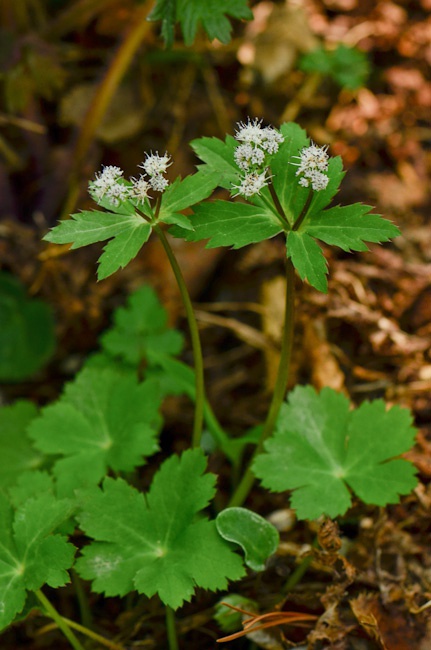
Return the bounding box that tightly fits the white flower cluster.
[232,117,284,198]
[139,152,171,193]
[89,152,172,208]
[291,143,330,192]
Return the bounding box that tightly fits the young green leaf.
[174,201,282,249]
[287,231,328,293]
[0,401,43,488]
[28,368,162,497]
[216,507,279,571]
[0,492,75,630]
[253,386,417,520]
[305,204,400,251]
[149,0,253,47]
[158,171,219,228]
[100,285,184,365]
[190,135,239,189]
[75,449,245,609]
[299,45,370,90]
[97,222,151,279]
[43,211,138,249]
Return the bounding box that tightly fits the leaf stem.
[166,606,180,650]
[228,258,295,507]
[34,589,86,650]
[154,225,205,448]
[267,179,290,228]
[71,570,92,629]
[292,189,314,231]
[39,616,126,650]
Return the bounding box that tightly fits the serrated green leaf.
[287,231,328,293]
[0,402,44,488]
[172,0,253,46]
[175,201,282,249]
[44,211,138,249]
[190,135,239,189]
[148,0,176,48]
[75,449,245,609]
[8,471,54,508]
[100,285,184,365]
[0,492,75,630]
[159,172,219,227]
[28,367,162,496]
[216,508,279,571]
[306,204,400,251]
[253,386,418,520]
[97,222,151,279]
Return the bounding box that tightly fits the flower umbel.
[130,175,151,203]
[138,152,171,193]
[89,165,124,203]
[232,170,270,198]
[232,117,284,197]
[291,142,330,191]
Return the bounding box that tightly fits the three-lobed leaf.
[28,367,162,496]
[253,386,417,520]
[0,492,75,630]
[75,449,245,609]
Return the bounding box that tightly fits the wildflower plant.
[0,119,418,649]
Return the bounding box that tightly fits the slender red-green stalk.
[154,225,205,449]
[228,257,295,507]
[35,590,86,650]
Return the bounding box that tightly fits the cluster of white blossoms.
[232,118,284,198]
[89,152,171,207]
[291,142,330,192]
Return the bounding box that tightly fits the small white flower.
[298,169,329,192]
[235,117,265,145]
[104,182,131,207]
[149,174,169,193]
[291,142,329,173]
[291,142,330,192]
[260,127,284,154]
[234,143,266,171]
[90,165,124,202]
[231,170,269,198]
[130,175,151,202]
[139,152,171,177]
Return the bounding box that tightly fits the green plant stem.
[166,606,180,650]
[41,616,126,650]
[228,258,295,507]
[292,189,314,231]
[71,570,92,629]
[154,225,204,448]
[35,590,86,650]
[283,538,318,593]
[267,179,290,227]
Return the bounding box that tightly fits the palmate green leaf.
[149,0,253,47]
[0,401,44,488]
[190,135,239,189]
[100,285,184,365]
[43,211,137,248]
[253,386,418,520]
[75,449,245,609]
[28,367,162,497]
[174,201,282,249]
[305,204,400,251]
[287,231,328,293]
[158,171,219,229]
[97,222,151,279]
[0,492,75,631]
